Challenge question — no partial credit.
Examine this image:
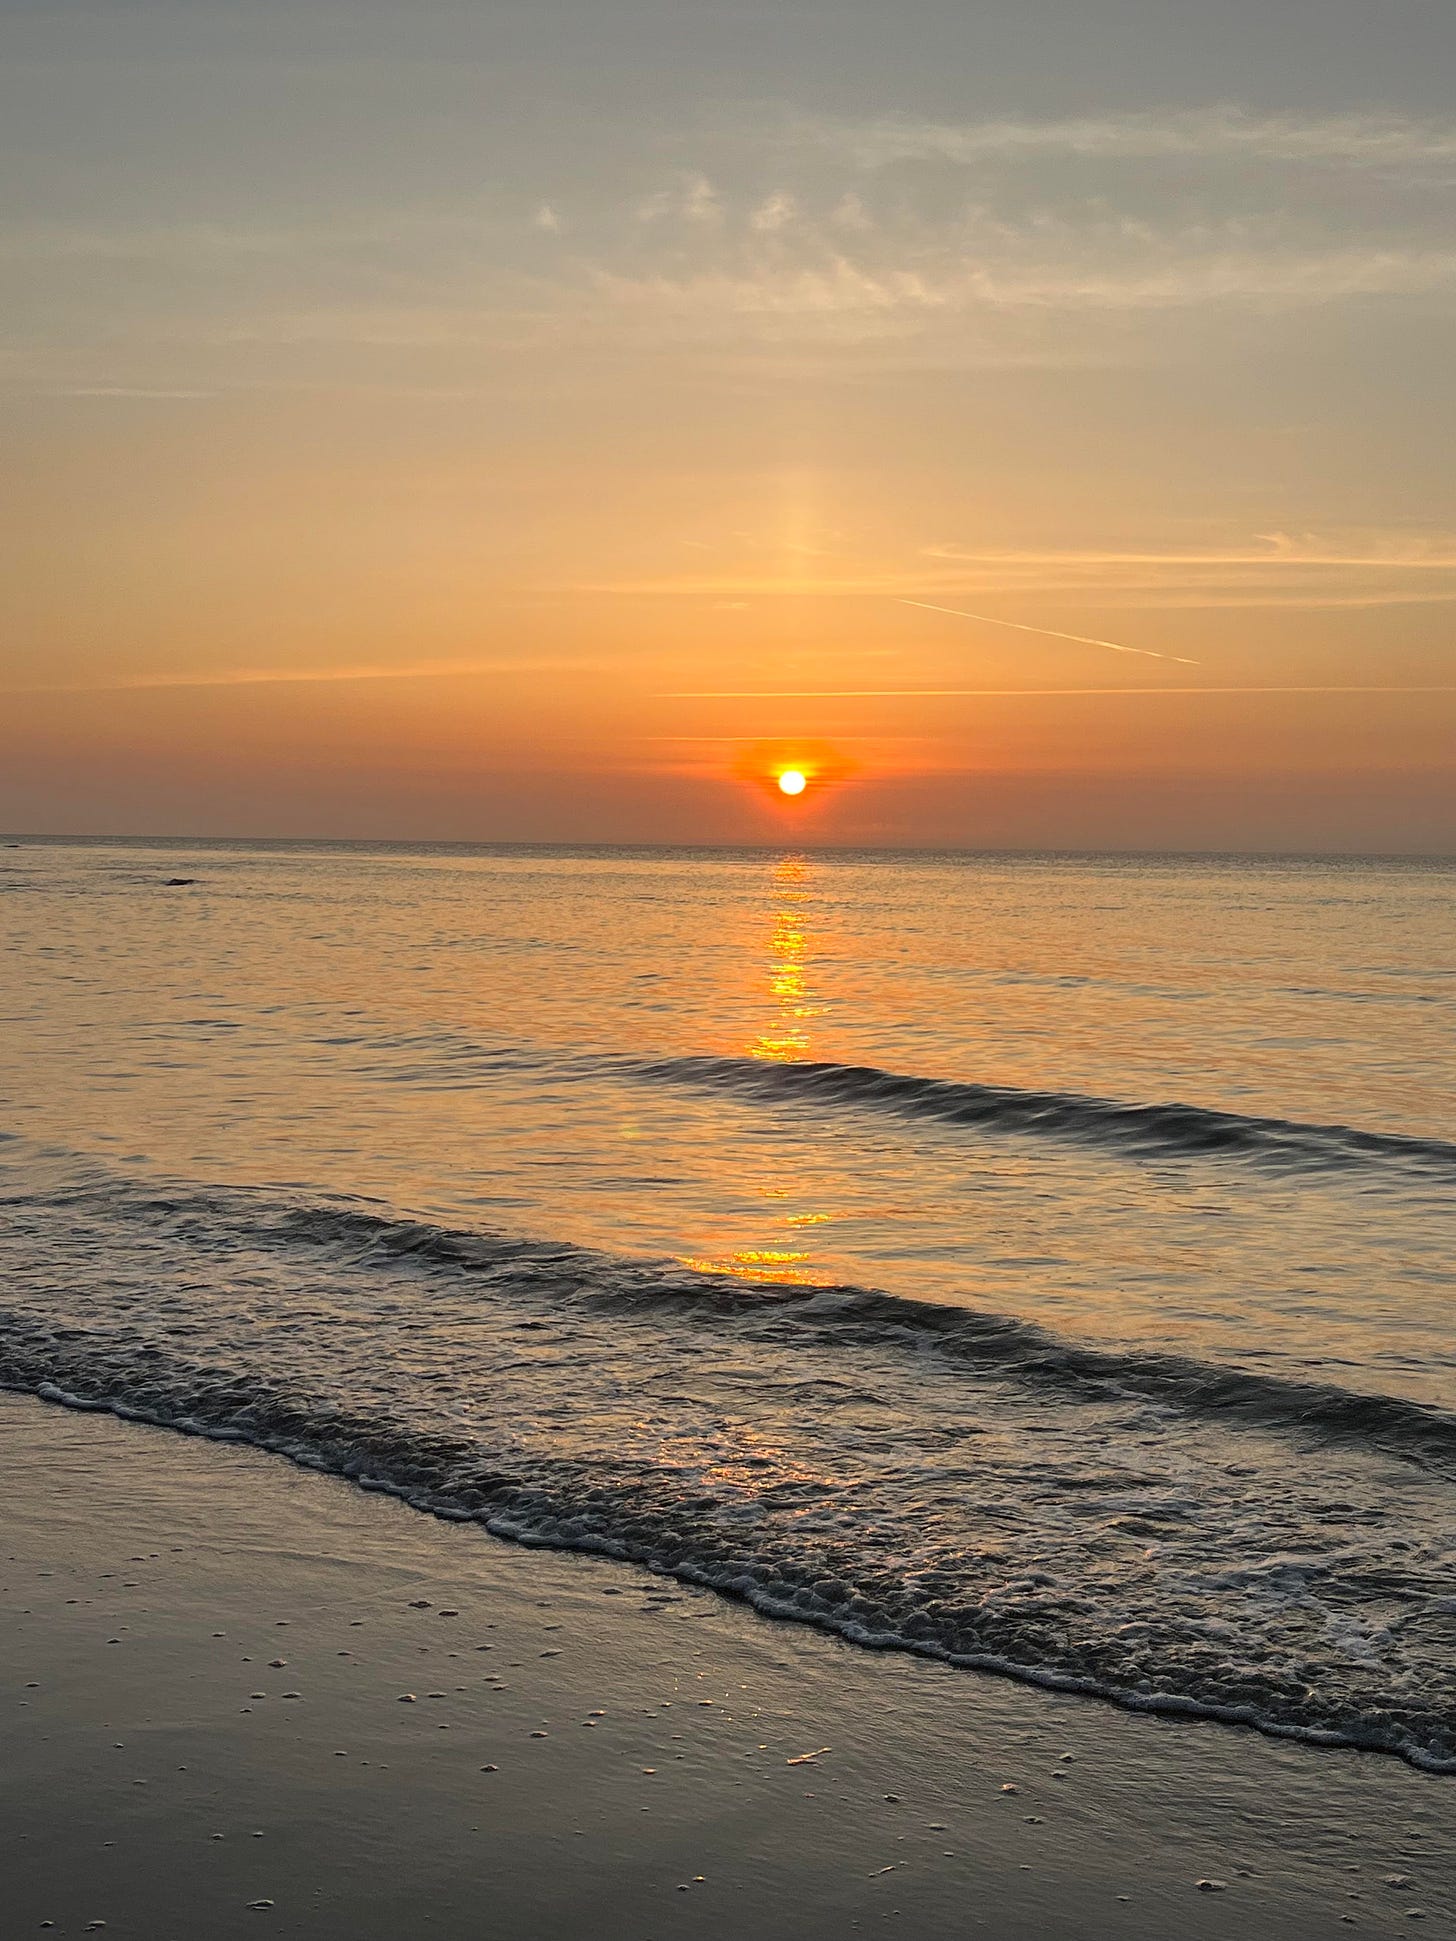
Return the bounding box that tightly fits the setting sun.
[733,743,849,811]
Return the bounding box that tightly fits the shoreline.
[3,1390,1452,1938]
[12,1371,1455,1778]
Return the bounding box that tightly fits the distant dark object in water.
[163,877,198,887]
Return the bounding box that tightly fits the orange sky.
[2,2,1454,850]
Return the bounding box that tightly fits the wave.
[333,1025,1456,1178]
[242,1198,1456,1471]
[1,1324,1452,1774]
[616,1052,1456,1178]
[5,1158,1456,1775]
[27,1178,1456,1475]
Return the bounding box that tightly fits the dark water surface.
[3,840,1453,1766]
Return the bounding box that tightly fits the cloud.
[660,685,1456,699]
[925,538,1456,569]
[584,549,1456,611]
[792,106,1456,172]
[575,240,1456,356]
[997,247,1456,307]
[831,193,873,231]
[7,99,1453,388]
[587,256,945,335]
[32,233,1438,378]
[749,192,797,233]
[636,173,721,224]
[900,538,1456,606]
[42,384,216,400]
[1,656,597,697]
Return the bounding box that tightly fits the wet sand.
[3,1390,1452,1938]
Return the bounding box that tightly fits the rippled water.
[2,838,1454,1766]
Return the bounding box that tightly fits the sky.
[2,0,1453,851]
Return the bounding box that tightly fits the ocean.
[2,838,1453,1769]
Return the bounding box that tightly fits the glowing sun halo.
[777,769,807,797]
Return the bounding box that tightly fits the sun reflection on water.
[747,854,825,1065]
[683,855,837,1286]
[679,1245,828,1284]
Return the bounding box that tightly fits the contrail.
[900,598,1201,664]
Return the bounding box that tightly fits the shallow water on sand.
[2,839,1454,1766]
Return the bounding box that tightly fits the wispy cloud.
[925,537,1456,570]
[635,173,722,224]
[586,245,1456,337]
[893,538,1456,610]
[6,103,1454,390]
[581,102,1456,354]
[583,257,947,346]
[586,544,1456,611]
[792,105,1456,172]
[17,233,1440,379]
[42,384,216,400]
[749,191,797,233]
[661,685,1456,699]
[2,657,592,697]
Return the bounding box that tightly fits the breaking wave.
[3,1156,1455,1774]
[614,1053,1456,1179]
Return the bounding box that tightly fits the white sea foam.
[3,1151,1455,1772]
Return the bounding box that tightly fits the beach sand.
[3,1390,1451,1938]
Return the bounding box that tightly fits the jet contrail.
[900,598,1201,664]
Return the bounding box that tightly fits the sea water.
[2,839,1452,1766]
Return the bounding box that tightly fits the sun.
[734,744,847,804]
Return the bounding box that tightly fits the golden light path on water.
[680,855,835,1286]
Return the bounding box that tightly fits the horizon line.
[3,832,1453,864]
